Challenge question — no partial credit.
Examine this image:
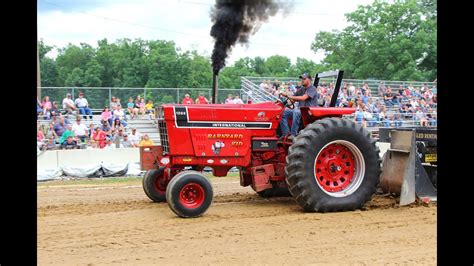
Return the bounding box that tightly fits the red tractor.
[140,70,381,218]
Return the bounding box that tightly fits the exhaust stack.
[212,73,218,104]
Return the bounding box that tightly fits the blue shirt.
[362,95,369,104]
[355,111,364,122]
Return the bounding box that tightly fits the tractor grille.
[158,119,169,154]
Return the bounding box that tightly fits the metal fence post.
[177,89,180,103]
[108,88,111,106]
[72,87,75,99]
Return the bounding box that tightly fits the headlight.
[160,157,170,165]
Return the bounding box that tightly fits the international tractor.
[140,70,381,218]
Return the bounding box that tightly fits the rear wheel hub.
[314,140,365,197]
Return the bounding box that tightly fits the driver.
[279,73,319,139]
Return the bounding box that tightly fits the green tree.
[186,51,212,88]
[145,40,181,88]
[288,57,323,77]
[251,56,269,76]
[65,68,85,86]
[56,43,96,86]
[95,38,115,87]
[83,59,104,86]
[38,39,59,87]
[265,55,291,76]
[219,57,256,89]
[311,0,436,81]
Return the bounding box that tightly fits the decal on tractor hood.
[173,106,272,129]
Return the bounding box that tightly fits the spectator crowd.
[258,78,437,128]
[37,91,156,152]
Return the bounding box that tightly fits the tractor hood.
[160,102,284,128]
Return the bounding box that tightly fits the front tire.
[285,118,381,212]
[166,171,213,218]
[143,168,168,202]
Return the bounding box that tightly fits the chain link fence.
[244,76,437,96]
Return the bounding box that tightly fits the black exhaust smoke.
[210,0,292,75]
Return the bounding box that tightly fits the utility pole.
[37,41,41,98]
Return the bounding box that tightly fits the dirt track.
[38,177,436,265]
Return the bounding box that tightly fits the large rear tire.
[166,171,213,218]
[143,168,168,202]
[285,118,381,212]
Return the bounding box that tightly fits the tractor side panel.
[190,129,250,157]
[164,123,195,156]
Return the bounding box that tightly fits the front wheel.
[143,168,168,202]
[285,118,381,212]
[166,171,213,218]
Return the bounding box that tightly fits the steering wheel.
[278,94,295,109]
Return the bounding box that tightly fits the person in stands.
[71,116,88,143]
[145,100,154,117]
[138,134,155,147]
[182,94,194,104]
[127,97,137,119]
[128,128,141,147]
[74,91,93,120]
[233,95,244,104]
[61,135,79,150]
[195,93,209,104]
[121,134,133,148]
[225,94,234,104]
[42,96,52,119]
[91,127,107,149]
[62,93,77,115]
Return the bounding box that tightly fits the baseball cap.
[299,73,312,80]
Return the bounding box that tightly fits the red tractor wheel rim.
[154,170,168,193]
[179,183,205,208]
[314,140,365,196]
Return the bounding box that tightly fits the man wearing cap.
[62,93,77,115]
[279,72,319,139]
[121,134,133,148]
[72,116,88,143]
[128,128,141,147]
[74,92,93,120]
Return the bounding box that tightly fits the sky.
[38,0,375,65]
